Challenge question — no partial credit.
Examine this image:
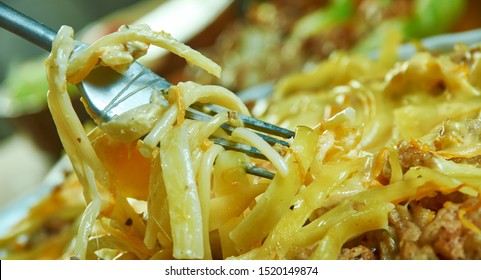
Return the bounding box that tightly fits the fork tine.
[208,137,267,160]
[244,163,275,179]
[185,108,268,159]
[186,107,291,147]
[191,103,296,139]
[209,135,275,178]
[185,108,280,179]
[210,137,276,179]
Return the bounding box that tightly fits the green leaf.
[291,0,354,40]
[405,0,466,38]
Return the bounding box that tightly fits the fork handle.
[0,2,56,51]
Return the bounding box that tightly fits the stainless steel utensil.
[0,2,295,179]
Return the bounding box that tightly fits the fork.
[0,2,295,179]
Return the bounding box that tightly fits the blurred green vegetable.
[353,20,405,53]
[291,0,354,40]
[354,0,467,54]
[405,0,466,38]
[2,57,77,117]
[2,57,49,116]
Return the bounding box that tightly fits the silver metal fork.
[0,2,295,179]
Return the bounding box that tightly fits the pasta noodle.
[1,23,481,260]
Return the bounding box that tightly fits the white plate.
[0,156,72,237]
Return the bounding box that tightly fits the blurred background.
[1,0,481,206]
[0,0,140,205]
